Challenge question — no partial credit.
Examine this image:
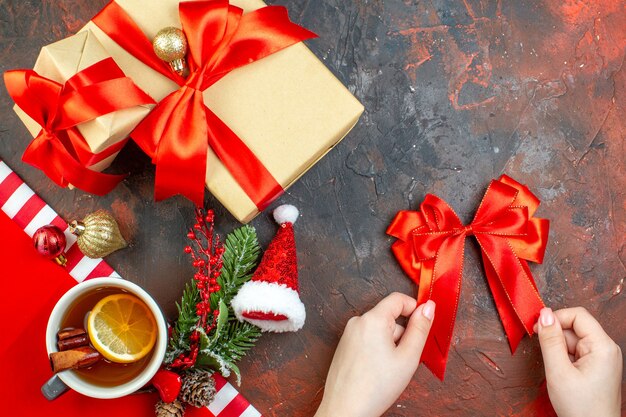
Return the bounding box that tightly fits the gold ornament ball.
[153,27,187,61]
[153,27,188,76]
[70,210,127,259]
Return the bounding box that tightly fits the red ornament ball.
[150,369,182,403]
[33,225,67,266]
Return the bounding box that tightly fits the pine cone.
[155,399,185,417]
[179,370,217,408]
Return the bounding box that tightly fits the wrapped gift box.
[84,0,364,223]
[13,30,153,176]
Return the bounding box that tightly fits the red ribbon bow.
[386,175,550,380]
[4,58,155,195]
[93,0,317,206]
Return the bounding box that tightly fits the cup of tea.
[42,277,168,399]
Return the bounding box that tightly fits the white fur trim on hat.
[231,280,306,332]
[273,204,299,225]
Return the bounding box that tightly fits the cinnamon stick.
[49,346,101,373]
[57,334,89,351]
[57,328,86,341]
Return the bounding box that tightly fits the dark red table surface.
[0,1,624,416]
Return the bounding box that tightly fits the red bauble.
[33,225,67,266]
[151,369,182,403]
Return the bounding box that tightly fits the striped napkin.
[0,160,261,417]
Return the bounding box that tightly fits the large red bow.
[93,0,317,206]
[387,175,549,380]
[4,58,155,195]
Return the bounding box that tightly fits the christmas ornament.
[155,399,185,417]
[151,369,182,403]
[179,370,216,408]
[152,27,188,76]
[164,208,261,384]
[33,225,67,266]
[69,210,127,258]
[231,204,305,332]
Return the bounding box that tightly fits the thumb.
[398,300,435,360]
[537,307,573,379]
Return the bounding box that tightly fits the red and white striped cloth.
[0,160,261,417]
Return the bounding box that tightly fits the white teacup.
[43,277,167,400]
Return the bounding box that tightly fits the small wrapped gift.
[84,0,364,222]
[7,30,154,193]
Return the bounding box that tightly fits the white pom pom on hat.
[273,204,299,225]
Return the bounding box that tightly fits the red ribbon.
[4,58,155,195]
[387,175,550,380]
[93,0,317,207]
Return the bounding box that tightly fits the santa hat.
[231,204,306,332]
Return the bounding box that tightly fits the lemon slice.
[87,294,157,363]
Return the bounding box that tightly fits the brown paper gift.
[13,29,153,177]
[84,0,364,223]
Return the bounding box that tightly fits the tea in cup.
[43,278,167,399]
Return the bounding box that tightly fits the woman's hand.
[536,307,623,417]
[315,293,435,417]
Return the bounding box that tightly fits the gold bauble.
[152,27,188,76]
[70,210,127,259]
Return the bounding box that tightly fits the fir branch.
[215,320,261,363]
[198,318,261,385]
[210,299,229,345]
[168,220,263,379]
[195,349,231,378]
[165,282,200,363]
[211,320,260,359]
[210,225,260,309]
